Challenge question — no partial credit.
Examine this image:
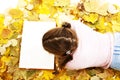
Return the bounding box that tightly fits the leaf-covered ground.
[0,0,120,80]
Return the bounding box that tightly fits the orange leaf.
[1,29,11,39]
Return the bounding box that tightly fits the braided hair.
[42,22,78,73]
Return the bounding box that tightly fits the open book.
[19,21,55,69]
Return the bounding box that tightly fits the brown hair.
[42,22,78,71]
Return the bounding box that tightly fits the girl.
[42,20,120,73]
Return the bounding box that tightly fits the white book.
[19,21,55,69]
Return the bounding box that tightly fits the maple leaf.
[1,0,120,80]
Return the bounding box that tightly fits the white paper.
[19,21,55,69]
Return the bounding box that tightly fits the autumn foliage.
[0,0,120,80]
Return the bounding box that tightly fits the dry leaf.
[83,0,109,15]
[1,28,12,39]
[97,69,114,79]
[59,74,71,80]
[0,14,4,25]
[76,70,90,80]
[8,9,23,19]
[90,76,100,80]
[0,47,6,55]
[0,0,120,80]
[82,13,99,24]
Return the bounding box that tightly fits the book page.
[19,21,55,69]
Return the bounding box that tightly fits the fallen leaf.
[1,28,12,39]
[97,69,114,79]
[0,47,6,55]
[76,70,90,80]
[82,13,99,24]
[83,0,109,15]
[8,9,23,19]
[0,14,4,25]
[59,74,71,80]
[90,76,100,80]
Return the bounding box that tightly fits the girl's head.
[42,22,78,56]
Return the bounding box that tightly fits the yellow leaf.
[90,76,100,80]
[4,47,10,56]
[2,72,13,80]
[82,13,99,24]
[97,69,114,79]
[111,21,120,32]
[104,22,113,32]
[25,12,39,21]
[111,12,120,32]
[1,56,11,63]
[1,28,12,39]
[38,5,50,14]
[0,59,7,73]
[95,16,106,33]
[59,75,71,80]
[8,9,23,19]
[42,0,54,6]
[0,14,4,25]
[76,70,90,80]
[114,77,120,80]
[49,7,57,18]
[10,20,23,33]
[0,39,8,46]
[111,12,120,24]
[38,70,55,80]
[9,56,19,66]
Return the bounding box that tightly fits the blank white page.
[19,21,55,69]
